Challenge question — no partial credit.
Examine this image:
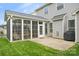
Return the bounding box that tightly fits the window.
[39,22,43,24]
[45,23,48,35]
[49,23,53,33]
[44,7,48,14]
[68,20,75,31]
[57,3,64,10]
[40,26,43,35]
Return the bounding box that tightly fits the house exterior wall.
[33,3,79,39]
[53,20,63,38]
[34,3,79,20]
[6,4,79,42]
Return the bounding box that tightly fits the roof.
[5,10,49,21]
[35,3,52,12]
[52,14,66,21]
[72,9,79,15]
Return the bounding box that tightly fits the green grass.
[62,43,79,56]
[0,38,79,56]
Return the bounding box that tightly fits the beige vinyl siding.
[53,20,63,39]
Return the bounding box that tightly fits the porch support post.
[38,21,39,38]
[22,19,24,40]
[75,13,79,43]
[30,20,32,39]
[62,18,65,39]
[10,16,13,42]
[47,23,49,36]
[43,22,45,37]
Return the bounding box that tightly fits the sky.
[0,3,44,25]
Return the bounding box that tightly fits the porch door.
[39,25,44,37]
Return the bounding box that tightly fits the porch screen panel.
[24,20,31,39]
[32,21,38,38]
[13,19,22,40]
[7,19,10,40]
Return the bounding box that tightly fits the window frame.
[49,23,53,33]
[57,3,64,10]
[44,7,48,14]
[68,20,75,31]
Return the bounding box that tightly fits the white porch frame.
[6,10,50,42]
[10,19,46,42]
[43,22,45,37]
[10,16,13,42]
[22,19,24,40]
[38,21,45,37]
[38,21,39,38]
[22,20,32,40]
[30,20,32,39]
[47,22,50,36]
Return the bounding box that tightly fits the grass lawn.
[0,38,79,56]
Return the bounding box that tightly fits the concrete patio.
[30,37,75,50]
